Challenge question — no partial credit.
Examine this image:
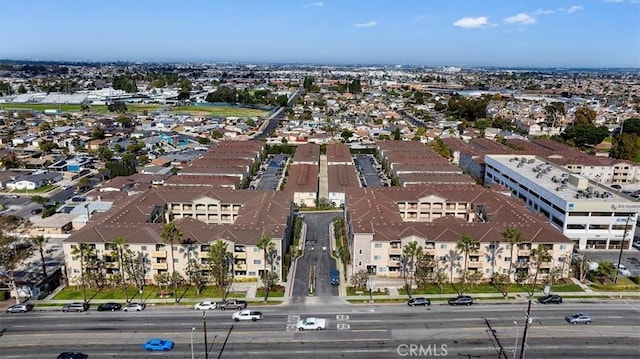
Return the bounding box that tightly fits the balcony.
[538,261,553,268]
[388,260,400,267]
[467,261,483,269]
[199,252,209,259]
[234,252,247,259]
[152,263,168,270]
[235,264,247,271]
[518,250,531,256]
[151,251,167,258]
[389,247,402,255]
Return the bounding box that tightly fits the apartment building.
[345,185,574,282]
[484,154,638,250]
[63,187,294,285]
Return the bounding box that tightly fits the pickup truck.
[219,299,248,311]
[296,317,326,331]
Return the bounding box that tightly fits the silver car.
[7,303,34,313]
[565,312,592,325]
[122,302,146,312]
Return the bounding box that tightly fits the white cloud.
[304,2,323,8]
[533,9,556,15]
[354,21,378,28]
[603,0,624,3]
[453,16,490,28]
[504,13,537,25]
[560,5,584,13]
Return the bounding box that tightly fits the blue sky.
[1,0,639,67]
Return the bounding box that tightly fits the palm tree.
[257,235,275,300]
[442,249,462,284]
[456,235,478,288]
[530,246,553,297]
[502,225,524,286]
[402,240,422,298]
[71,242,93,304]
[161,222,183,300]
[30,235,48,278]
[113,237,130,303]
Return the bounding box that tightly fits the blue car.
[143,339,174,352]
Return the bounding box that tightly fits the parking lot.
[579,246,640,276]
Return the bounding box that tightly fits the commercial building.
[484,154,638,250]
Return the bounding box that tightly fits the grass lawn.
[256,285,285,298]
[53,285,246,301]
[400,282,584,295]
[347,287,389,296]
[2,103,269,118]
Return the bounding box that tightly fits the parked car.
[62,302,90,312]
[6,302,34,313]
[448,295,473,306]
[97,302,122,311]
[407,297,431,307]
[537,294,563,304]
[57,352,88,359]
[614,263,631,276]
[565,312,592,325]
[123,302,146,312]
[219,299,247,311]
[232,310,262,322]
[142,338,174,352]
[30,208,43,215]
[194,301,217,310]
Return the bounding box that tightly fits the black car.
[538,294,563,304]
[407,297,431,307]
[448,295,473,306]
[57,353,88,359]
[97,302,122,311]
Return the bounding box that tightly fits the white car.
[194,301,217,310]
[614,263,631,276]
[123,302,146,312]
[231,310,262,322]
[296,317,326,331]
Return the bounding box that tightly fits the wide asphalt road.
[1,301,638,358]
[289,212,342,304]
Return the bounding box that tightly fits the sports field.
[0,103,269,118]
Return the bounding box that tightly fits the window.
[71,256,78,261]
[374,243,383,248]
[378,267,386,272]
[248,271,256,276]
[141,246,147,251]
[253,247,261,253]
[559,245,566,250]
[173,246,178,251]
[73,268,80,273]
[440,244,447,249]
[173,259,178,263]
[486,269,492,274]
[254,259,261,264]
[373,255,381,260]
[504,257,511,262]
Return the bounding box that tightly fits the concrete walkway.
[571,277,594,293]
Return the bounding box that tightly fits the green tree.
[611,133,640,161]
[113,237,131,302]
[161,222,183,301]
[456,235,478,290]
[207,240,233,288]
[257,235,277,301]
[573,106,596,126]
[529,246,552,296]
[502,225,524,294]
[544,102,566,128]
[71,242,94,303]
[402,241,422,298]
[30,235,48,278]
[442,249,461,284]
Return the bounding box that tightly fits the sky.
[1,0,639,68]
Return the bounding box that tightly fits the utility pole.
[203,311,209,359]
[519,299,532,359]
[614,215,631,284]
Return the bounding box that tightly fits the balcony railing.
[151,263,168,270]
[151,251,167,258]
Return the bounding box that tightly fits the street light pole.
[203,311,209,359]
[190,327,195,359]
[614,215,631,284]
[513,321,520,359]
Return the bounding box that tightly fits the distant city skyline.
[2,0,639,68]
